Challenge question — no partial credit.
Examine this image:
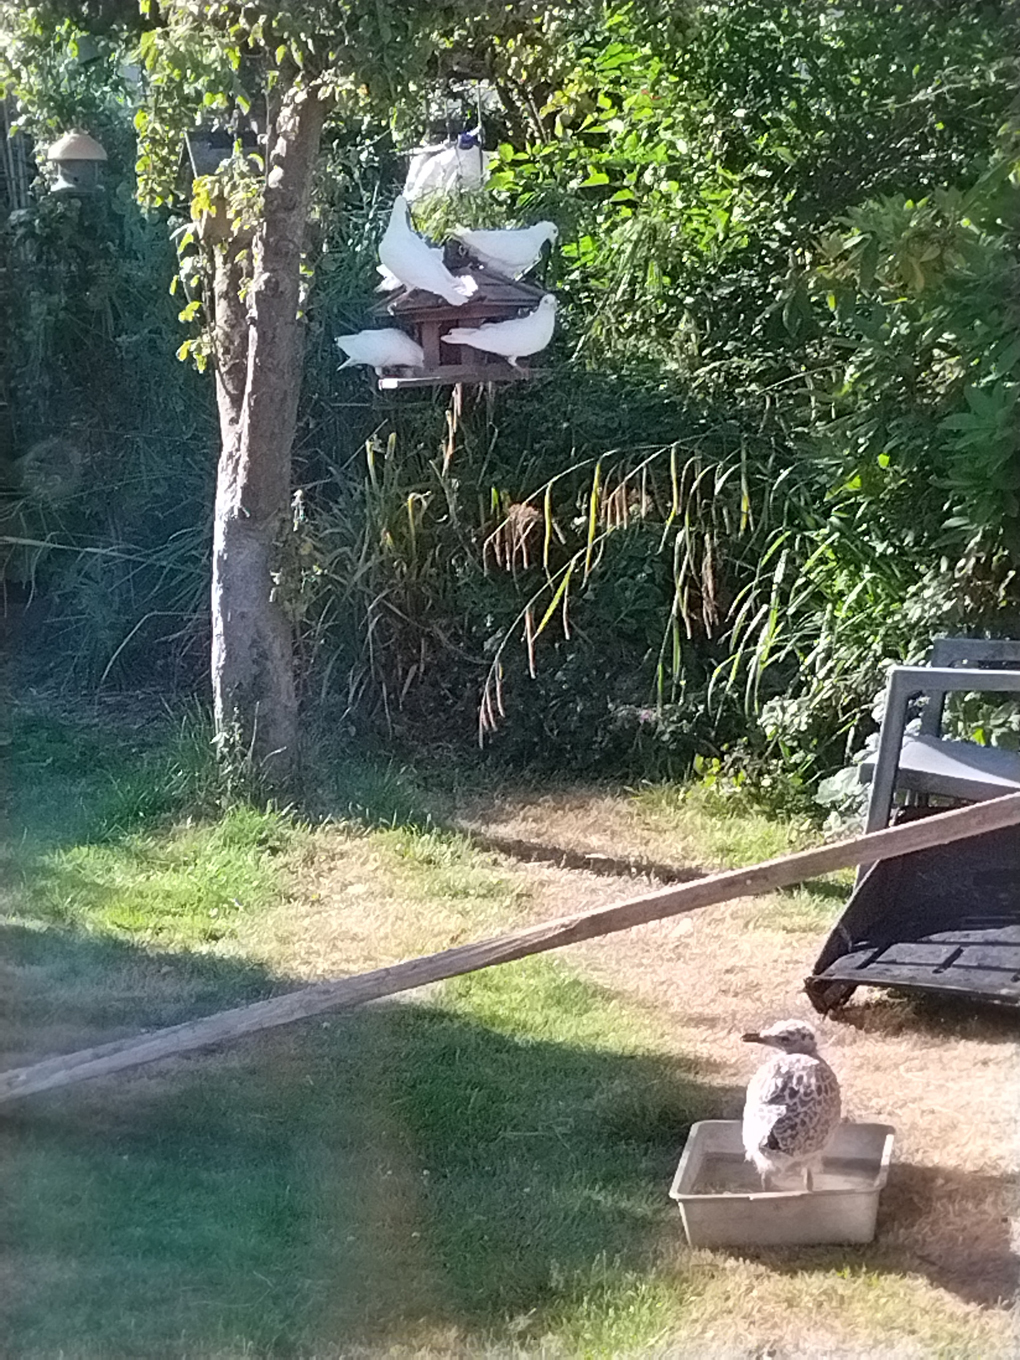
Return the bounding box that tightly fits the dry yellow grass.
[442,782,1020,1354]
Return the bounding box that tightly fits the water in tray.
[692,1151,878,1195]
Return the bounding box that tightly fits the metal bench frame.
[863,637,1020,833]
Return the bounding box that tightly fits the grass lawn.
[1,712,704,1358]
[1,708,1014,1358]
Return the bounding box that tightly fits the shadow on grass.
[723,1160,1016,1310]
[0,919,285,1068]
[830,990,1020,1046]
[308,754,712,892]
[0,920,728,1357]
[779,877,850,904]
[3,709,211,854]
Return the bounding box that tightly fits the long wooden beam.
[3,791,1019,1105]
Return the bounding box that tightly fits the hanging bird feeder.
[373,259,549,390]
[46,130,107,194]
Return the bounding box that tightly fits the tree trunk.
[210,86,326,787]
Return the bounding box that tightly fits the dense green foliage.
[3,0,1019,783]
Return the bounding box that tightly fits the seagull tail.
[442,329,477,344]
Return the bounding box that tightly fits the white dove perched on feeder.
[451,221,559,279]
[378,196,477,306]
[376,245,443,294]
[404,129,493,202]
[443,293,557,370]
[741,1020,841,1192]
[335,329,425,375]
[375,264,406,293]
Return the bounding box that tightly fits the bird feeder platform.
[373,272,548,389]
[805,810,1020,1013]
[670,1120,895,1248]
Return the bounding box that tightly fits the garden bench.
[806,637,1020,1013]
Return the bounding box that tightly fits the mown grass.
[2,709,1011,1358]
[5,711,298,949]
[630,780,817,867]
[5,958,708,1359]
[2,710,703,1357]
[631,780,854,931]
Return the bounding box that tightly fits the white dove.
[376,243,444,293]
[442,293,557,369]
[404,130,492,202]
[335,329,425,375]
[378,196,476,306]
[450,222,558,279]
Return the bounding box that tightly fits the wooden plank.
[2,791,1020,1106]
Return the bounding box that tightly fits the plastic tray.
[669,1119,895,1247]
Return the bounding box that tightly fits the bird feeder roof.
[47,131,107,163]
[376,272,546,323]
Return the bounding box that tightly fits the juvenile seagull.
[335,329,425,375]
[442,293,557,369]
[451,221,558,279]
[741,1019,841,1192]
[378,196,476,306]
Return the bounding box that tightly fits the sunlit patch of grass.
[538,1255,679,1355]
[19,804,298,947]
[629,782,854,928]
[630,780,814,868]
[6,712,300,951]
[378,823,526,909]
[748,882,851,934]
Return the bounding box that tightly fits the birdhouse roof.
[376,272,546,322]
[47,131,107,163]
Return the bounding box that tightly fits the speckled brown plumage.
[741,1020,841,1191]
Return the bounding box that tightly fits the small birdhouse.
[46,130,107,194]
[176,126,262,199]
[373,266,548,390]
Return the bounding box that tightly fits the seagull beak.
[741,1032,767,1045]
